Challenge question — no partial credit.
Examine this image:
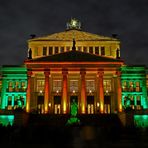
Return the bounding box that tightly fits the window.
[43,47,47,56]
[70,80,78,93]
[49,47,53,55]
[37,80,45,93]
[8,81,13,92]
[101,47,105,55]
[15,81,19,91]
[130,96,134,109]
[7,96,12,110]
[89,47,93,54]
[103,80,111,93]
[122,81,128,91]
[78,46,82,51]
[95,47,99,54]
[129,81,134,91]
[53,80,62,93]
[55,47,59,54]
[66,46,70,52]
[135,82,140,92]
[86,80,95,93]
[83,47,87,53]
[137,96,141,110]
[60,47,64,53]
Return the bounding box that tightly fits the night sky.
[0,0,148,66]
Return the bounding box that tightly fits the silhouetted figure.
[28,48,32,59]
[72,39,76,51]
[116,48,120,59]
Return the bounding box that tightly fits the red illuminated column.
[80,69,86,114]
[116,71,122,112]
[98,70,104,113]
[26,71,32,113]
[62,69,68,114]
[44,70,50,114]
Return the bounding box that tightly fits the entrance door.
[37,96,44,114]
[54,96,61,114]
[87,96,94,114]
[104,96,111,114]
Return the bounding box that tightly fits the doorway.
[87,96,94,114]
[104,95,111,114]
[54,96,61,114]
[37,96,44,114]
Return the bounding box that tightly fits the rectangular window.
[78,46,82,51]
[101,47,105,55]
[37,80,45,93]
[66,46,70,52]
[136,96,141,110]
[55,47,59,54]
[83,47,87,53]
[43,47,47,56]
[8,96,12,106]
[95,47,99,54]
[60,47,64,53]
[122,81,128,91]
[129,81,134,92]
[135,82,140,92]
[15,81,19,92]
[103,80,112,93]
[86,80,95,93]
[89,47,93,54]
[70,80,78,93]
[34,47,39,56]
[53,80,62,93]
[49,47,53,55]
[8,81,13,92]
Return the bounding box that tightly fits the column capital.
[80,69,86,75]
[44,70,50,76]
[62,69,68,75]
[97,70,104,77]
[27,71,32,77]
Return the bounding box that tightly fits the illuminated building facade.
[0,18,148,126]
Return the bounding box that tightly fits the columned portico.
[26,71,32,112]
[62,69,68,114]
[80,69,86,114]
[98,70,104,113]
[44,70,50,113]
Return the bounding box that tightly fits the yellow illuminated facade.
[0,18,148,126]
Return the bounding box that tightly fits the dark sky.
[0,0,148,66]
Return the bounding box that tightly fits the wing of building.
[0,18,148,127]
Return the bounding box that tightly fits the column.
[80,69,86,114]
[98,70,104,113]
[26,71,32,113]
[116,71,122,112]
[44,70,50,114]
[62,69,68,114]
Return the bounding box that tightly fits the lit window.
[15,81,19,91]
[53,80,62,92]
[34,47,39,56]
[130,96,135,109]
[66,46,70,52]
[129,81,134,91]
[70,80,78,93]
[101,47,105,55]
[135,82,140,92]
[95,47,99,54]
[43,47,47,56]
[86,80,95,93]
[7,96,12,110]
[37,80,45,92]
[122,81,128,91]
[89,47,93,54]
[103,80,111,93]
[137,96,141,110]
[55,47,59,54]
[8,81,13,92]
[78,46,82,51]
[83,47,87,53]
[60,47,64,53]
[49,47,53,55]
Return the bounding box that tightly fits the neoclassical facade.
[0,19,148,118]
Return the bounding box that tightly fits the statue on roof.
[28,48,32,59]
[66,18,81,30]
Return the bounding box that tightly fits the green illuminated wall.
[134,115,148,127]
[0,65,27,110]
[0,115,14,126]
[121,66,148,110]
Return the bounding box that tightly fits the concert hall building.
[0,19,148,126]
